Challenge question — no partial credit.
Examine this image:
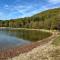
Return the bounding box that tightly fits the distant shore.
[0,27,55,32]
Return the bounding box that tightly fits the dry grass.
[8,44,60,60]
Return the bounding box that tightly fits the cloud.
[4,5,9,8]
[0,12,7,20]
[17,5,50,17]
[4,4,9,9]
[12,5,34,14]
[0,0,60,20]
[48,0,60,4]
[2,3,51,19]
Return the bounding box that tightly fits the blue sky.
[0,0,60,20]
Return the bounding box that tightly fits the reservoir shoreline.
[0,27,54,60]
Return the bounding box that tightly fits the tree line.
[0,8,60,30]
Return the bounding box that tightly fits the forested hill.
[0,8,60,30]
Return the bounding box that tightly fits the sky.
[0,0,60,20]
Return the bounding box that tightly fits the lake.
[0,28,51,50]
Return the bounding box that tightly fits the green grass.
[52,36,60,46]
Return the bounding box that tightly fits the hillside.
[0,8,60,29]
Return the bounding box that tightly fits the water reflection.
[0,28,51,50]
[0,30,31,50]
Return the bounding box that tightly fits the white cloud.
[13,5,33,14]
[18,5,50,17]
[7,4,50,18]
[0,12,4,15]
[0,12,7,20]
[5,5,9,7]
[48,0,60,4]
[41,6,49,10]
[4,4,9,9]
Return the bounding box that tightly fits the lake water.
[0,29,31,50]
[0,28,51,50]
